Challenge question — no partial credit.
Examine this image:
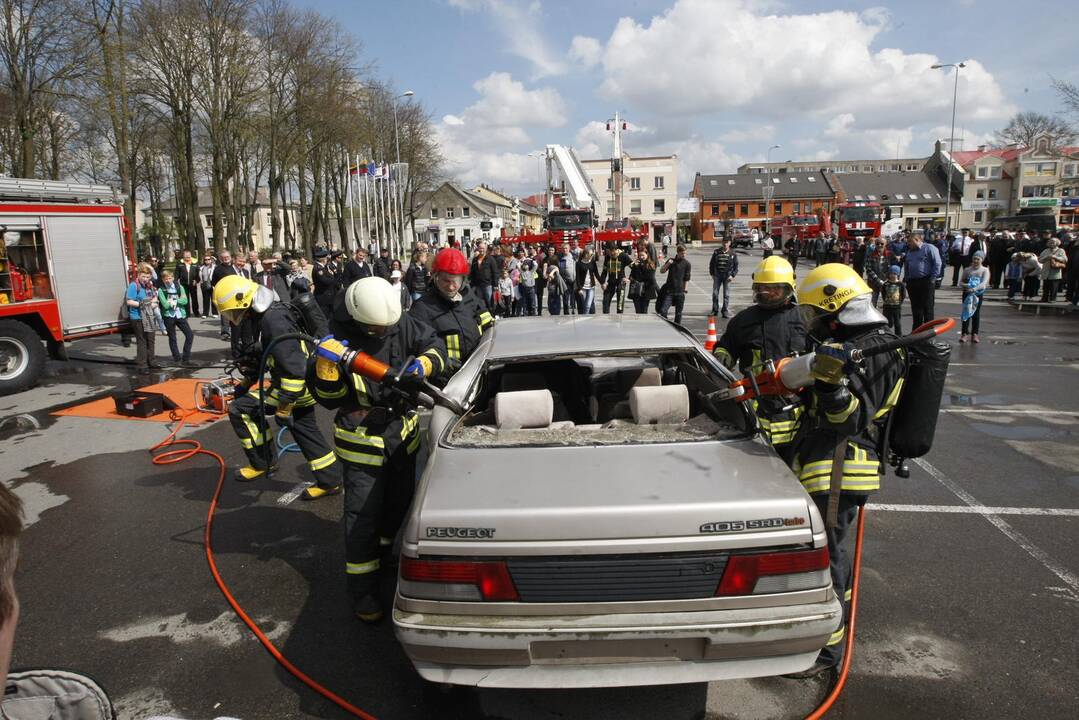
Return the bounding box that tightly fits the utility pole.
[607,112,628,223]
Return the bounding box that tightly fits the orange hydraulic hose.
[803,506,867,720]
[150,410,379,720]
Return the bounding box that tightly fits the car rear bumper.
[393,594,842,688]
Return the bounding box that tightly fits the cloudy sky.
[299,0,1076,196]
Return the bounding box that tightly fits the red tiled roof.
[951,145,1079,166]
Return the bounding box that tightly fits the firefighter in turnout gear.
[408,248,493,379]
[599,243,633,314]
[713,256,806,463]
[213,275,342,499]
[783,263,906,679]
[312,277,447,623]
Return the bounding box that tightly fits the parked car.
[730,220,752,247]
[393,315,842,688]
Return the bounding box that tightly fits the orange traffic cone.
[704,316,718,351]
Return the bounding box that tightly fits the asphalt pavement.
[3,247,1077,719]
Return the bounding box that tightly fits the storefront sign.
[1019,197,1060,208]
[1059,198,1079,208]
[678,197,700,213]
[961,200,1007,211]
[917,207,940,214]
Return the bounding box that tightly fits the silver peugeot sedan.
[394,314,841,688]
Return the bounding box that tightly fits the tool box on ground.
[112,390,177,418]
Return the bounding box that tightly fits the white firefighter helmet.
[344,276,402,327]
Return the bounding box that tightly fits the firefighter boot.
[233,449,278,482]
[300,484,342,500]
[354,594,383,624]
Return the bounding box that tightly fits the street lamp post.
[392,90,414,254]
[931,62,965,236]
[763,145,780,237]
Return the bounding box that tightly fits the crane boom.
[546,144,601,213]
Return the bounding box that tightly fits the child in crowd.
[1019,252,1042,300]
[497,268,514,317]
[1004,253,1024,300]
[880,265,906,335]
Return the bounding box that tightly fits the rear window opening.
[448,352,751,447]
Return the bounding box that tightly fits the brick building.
[690,172,839,242]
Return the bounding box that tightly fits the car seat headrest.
[494,389,554,429]
[629,384,689,425]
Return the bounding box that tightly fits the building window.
[976,166,988,178]
[807,176,816,182]
[790,177,798,183]
[772,177,780,184]
[630,199,641,214]
[630,177,641,190]
[863,166,873,172]
[758,203,766,213]
[793,202,801,213]
[710,203,720,216]
[727,204,736,214]
[891,164,900,171]
[654,199,666,214]
[754,178,763,184]
[654,176,664,189]
[906,164,919,171]
[430,207,438,218]
[727,179,736,185]
[607,201,615,216]
[607,178,613,190]
[1064,163,1078,178]
[462,207,470,217]
[1022,185,1055,198]
[895,194,905,200]
[988,188,997,199]
[867,195,877,201]
[975,188,985,199]
[739,203,748,215]
[1024,162,1057,177]
[446,207,454,218]
[774,202,782,214]
[974,211,984,223]
[463,229,471,240]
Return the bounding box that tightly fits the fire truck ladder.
[0,177,123,204]
[545,144,602,213]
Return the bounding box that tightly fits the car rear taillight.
[715,547,830,596]
[399,557,519,602]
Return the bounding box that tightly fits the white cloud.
[718,125,776,144]
[467,72,566,129]
[448,0,566,78]
[433,72,568,193]
[594,0,1014,128]
[569,36,603,68]
[823,113,914,159]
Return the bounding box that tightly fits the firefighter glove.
[397,357,432,387]
[810,343,850,385]
[316,335,348,362]
[316,335,348,382]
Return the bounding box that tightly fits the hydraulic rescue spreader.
[715,317,956,404]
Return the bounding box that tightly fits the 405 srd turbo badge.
[699,517,805,534]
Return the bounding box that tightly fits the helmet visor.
[220,307,247,326]
[754,283,792,308]
[798,303,828,338]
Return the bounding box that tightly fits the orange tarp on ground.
[52,378,223,425]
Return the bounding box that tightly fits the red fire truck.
[0,179,133,395]
[776,214,823,248]
[832,201,886,241]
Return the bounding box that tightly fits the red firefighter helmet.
[431,248,469,275]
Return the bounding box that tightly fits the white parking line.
[277,481,313,505]
[940,408,1079,417]
[868,503,1079,516]
[913,458,1079,599]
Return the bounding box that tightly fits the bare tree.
[993,111,1077,148]
[1053,77,1079,119]
[0,0,90,177]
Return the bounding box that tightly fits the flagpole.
[363,168,373,255]
[360,153,369,248]
[389,171,399,259]
[346,149,357,251]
